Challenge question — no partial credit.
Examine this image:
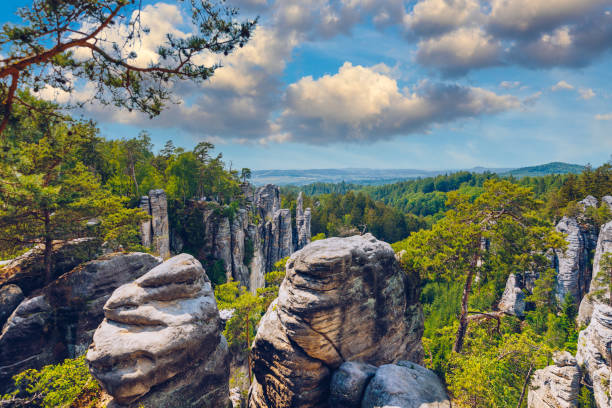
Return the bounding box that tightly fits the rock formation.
[360,362,451,408]
[296,192,312,250]
[554,216,597,305]
[87,254,230,408]
[0,252,160,393]
[498,274,526,317]
[578,219,612,325]
[576,304,612,408]
[254,184,280,220]
[248,234,424,408]
[603,195,612,210]
[0,284,23,328]
[528,351,581,408]
[0,237,101,296]
[139,189,170,259]
[329,361,377,407]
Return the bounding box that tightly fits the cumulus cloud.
[595,113,612,120]
[405,0,483,36]
[500,81,521,89]
[552,80,574,91]
[416,27,503,76]
[578,88,596,99]
[277,62,519,144]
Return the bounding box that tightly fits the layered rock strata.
[296,192,312,250]
[0,252,160,393]
[87,254,230,408]
[498,273,527,317]
[528,351,581,408]
[139,189,170,259]
[248,234,424,408]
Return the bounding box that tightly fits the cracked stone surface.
[247,234,423,408]
[528,351,581,408]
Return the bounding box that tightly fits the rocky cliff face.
[248,234,424,408]
[528,351,581,408]
[498,273,527,317]
[296,192,312,250]
[576,304,612,408]
[139,189,170,259]
[87,254,230,408]
[0,252,161,393]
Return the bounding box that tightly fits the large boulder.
[0,252,160,393]
[578,220,612,326]
[360,362,451,408]
[87,254,230,408]
[527,351,581,408]
[248,234,424,408]
[576,304,612,408]
[329,361,377,408]
[0,284,23,328]
[0,238,101,296]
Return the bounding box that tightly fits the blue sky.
[2,0,612,170]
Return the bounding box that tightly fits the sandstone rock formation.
[578,219,612,326]
[554,216,597,305]
[0,238,101,296]
[139,189,170,259]
[527,351,581,408]
[0,284,23,328]
[87,254,230,408]
[0,252,160,392]
[254,184,280,221]
[329,362,377,407]
[498,274,526,317]
[248,234,424,408]
[579,195,598,211]
[576,304,612,408]
[296,192,312,250]
[360,362,451,408]
[603,195,612,210]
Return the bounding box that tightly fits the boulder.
[0,284,23,328]
[527,351,581,408]
[579,195,598,211]
[360,362,451,408]
[576,304,612,408]
[87,254,230,408]
[329,361,377,408]
[0,252,161,393]
[498,274,526,317]
[248,234,424,408]
[578,220,612,326]
[0,238,101,296]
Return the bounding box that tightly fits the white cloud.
[551,80,574,91]
[578,88,596,99]
[277,62,519,143]
[500,81,521,89]
[416,27,502,76]
[404,0,483,36]
[595,113,612,120]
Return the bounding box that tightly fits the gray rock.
[0,252,161,393]
[139,190,170,259]
[254,184,280,221]
[0,238,101,296]
[248,234,424,408]
[296,192,312,250]
[602,196,612,211]
[555,216,596,305]
[361,362,451,408]
[576,304,612,408]
[498,274,526,317]
[0,285,23,328]
[578,220,612,326]
[262,209,293,272]
[579,195,598,210]
[329,361,377,408]
[87,254,230,408]
[231,209,251,287]
[527,351,581,408]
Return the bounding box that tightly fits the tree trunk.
[454,264,476,353]
[516,364,534,408]
[43,211,53,284]
[246,314,252,384]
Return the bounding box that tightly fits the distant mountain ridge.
[252,162,584,186]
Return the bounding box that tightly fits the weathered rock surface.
[248,234,424,408]
[527,351,581,408]
[0,252,160,393]
[254,184,280,221]
[296,192,312,250]
[262,208,293,272]
[498,273,526,317]
[360,362,451,408]
[87,254,230,408]
[329,361,377,408]
[140,189,170,259]
[579,195,598,211]
[554,216,597,305]
[0,284,23,328]
[603,195,612,210]
[0,238,101,296]
[578,220,612,326]
[576,304,612,408]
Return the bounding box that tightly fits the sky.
[2,0,612,170]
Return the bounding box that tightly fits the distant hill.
[501,162,585,178]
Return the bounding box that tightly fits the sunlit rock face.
[528,351,581,408]
[139,189,170,259]
[248,234,424,408]
[576,304,612,408]
[87,254,230,408]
